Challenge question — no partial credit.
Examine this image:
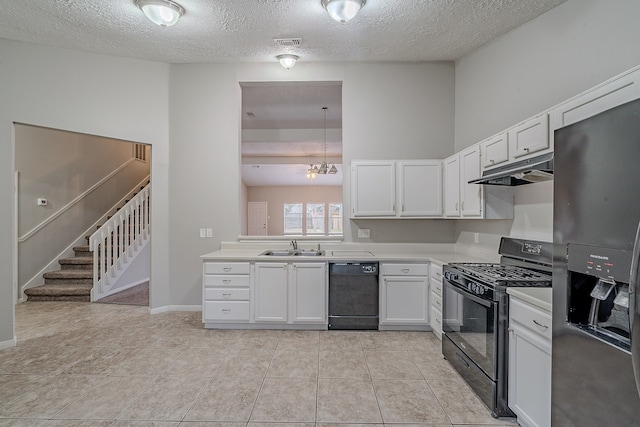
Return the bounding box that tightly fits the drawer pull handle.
[532,319,548,329]
[222,293,232,298]
[436,300,441,307]
[455,352,470,369]
[223,279,231,284]
[401,268,410,273]
[223,267,231,272]
[435,318,441,324]
[435,272,442,278]
[436,286,441,292]
[222,309,231,313]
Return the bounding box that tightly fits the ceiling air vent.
[274,38,302,47]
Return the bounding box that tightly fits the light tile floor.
[0,302,520,426]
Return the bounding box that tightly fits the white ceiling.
[0,0,566,187]
[0,0,566,64]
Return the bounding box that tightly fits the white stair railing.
[90,184,150,300]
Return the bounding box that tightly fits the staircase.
[24,245,94,302]
[24,183,151,302]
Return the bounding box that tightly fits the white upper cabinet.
[460,145,482,217]
[481,132,509,170]
[351,160,442,218]
[508,113,551,160]
[351,161,396,217]
[443,155,461,217]
[398,160,442,217]
[551,68,640,132]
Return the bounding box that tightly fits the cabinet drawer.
[510,297,552,341]
[430,306,442,337]
[431,279,443,297]
[204,288,250,301]
[381,263,429,276]
[431,291,443,312]
[204,262,251,275]
[204,274,250,288]
[430,264,443,282]
[204,301,250,321]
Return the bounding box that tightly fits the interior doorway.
[248,202,268,236]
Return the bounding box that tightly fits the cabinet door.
[443,155,460,217]
[290,263,327,323]
[398,160,442,217]
[351,161,396,217]
[481,132,509,170]
[460,146,482,217]
[509,324,552,427]
[508,114,550,160]
[551,68,640,132]
[380,276,429,324]
[254,263,288,322]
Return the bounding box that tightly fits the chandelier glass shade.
[321,0,366,23]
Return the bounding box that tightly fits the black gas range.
[442,237,552,418]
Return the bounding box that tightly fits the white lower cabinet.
[380,263,429,329]
[508,297,552,427]
[253,261,327,325]
[254,262,289,323]
[289,262,327,323]
[429,263,443,339]
[202,262,251,325]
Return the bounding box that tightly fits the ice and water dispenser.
[566,244,632,351]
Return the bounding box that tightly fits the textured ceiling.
[0,0,566,187]
[0,0,566,64]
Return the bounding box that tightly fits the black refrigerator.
[553,97,640,426]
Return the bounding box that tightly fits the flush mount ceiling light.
[321,0,366,23]
[135,0,185,27]
[276,54,299,69]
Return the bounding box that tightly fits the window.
[328,203,343,235]
[284,202,342,236]
[284,203,303,235]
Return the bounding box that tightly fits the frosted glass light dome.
[136,0,185,27]
[321,0,366,23]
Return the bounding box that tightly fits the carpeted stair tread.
[43,269,93,279]
[59,257,93,265]
[25,284,91,302]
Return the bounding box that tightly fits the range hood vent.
[469,152,553,186]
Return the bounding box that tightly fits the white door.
[248,202,267,235]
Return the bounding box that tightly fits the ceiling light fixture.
[321,0,366,23]
[276,54,299,69]
[308,107,338,178]
[135,0,185,27]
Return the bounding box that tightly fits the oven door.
[443,279,498,380]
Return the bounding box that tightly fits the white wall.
[454,0,640,244]
[247,186,342,236]
[0,39,170,347]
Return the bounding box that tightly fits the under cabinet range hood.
[469,152,553,186]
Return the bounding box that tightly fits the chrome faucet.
[290,240,298,250]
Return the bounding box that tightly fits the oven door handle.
[444,280,493,308]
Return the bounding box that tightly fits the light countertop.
[507,287,553,313]
[200,246,498,266]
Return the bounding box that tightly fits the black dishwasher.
[328,262,379,330]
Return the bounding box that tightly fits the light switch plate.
[358,228,370,238]
[206,228,213,238]
[199,228,206,238]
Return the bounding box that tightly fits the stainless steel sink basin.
[259,249,325,256]
[260,250,297,256]
[296,250,325,256]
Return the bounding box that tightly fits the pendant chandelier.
[307,107,338,179]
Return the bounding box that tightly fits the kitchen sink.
[296,250,325,256]
[259,249,325,257]
[260,250,297,256]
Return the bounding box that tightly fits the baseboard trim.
[0,337,17,350]
[149,305,202,314]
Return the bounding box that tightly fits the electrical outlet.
[358,228,370,238]
[474,232,480,243]
[37,198,48,206]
